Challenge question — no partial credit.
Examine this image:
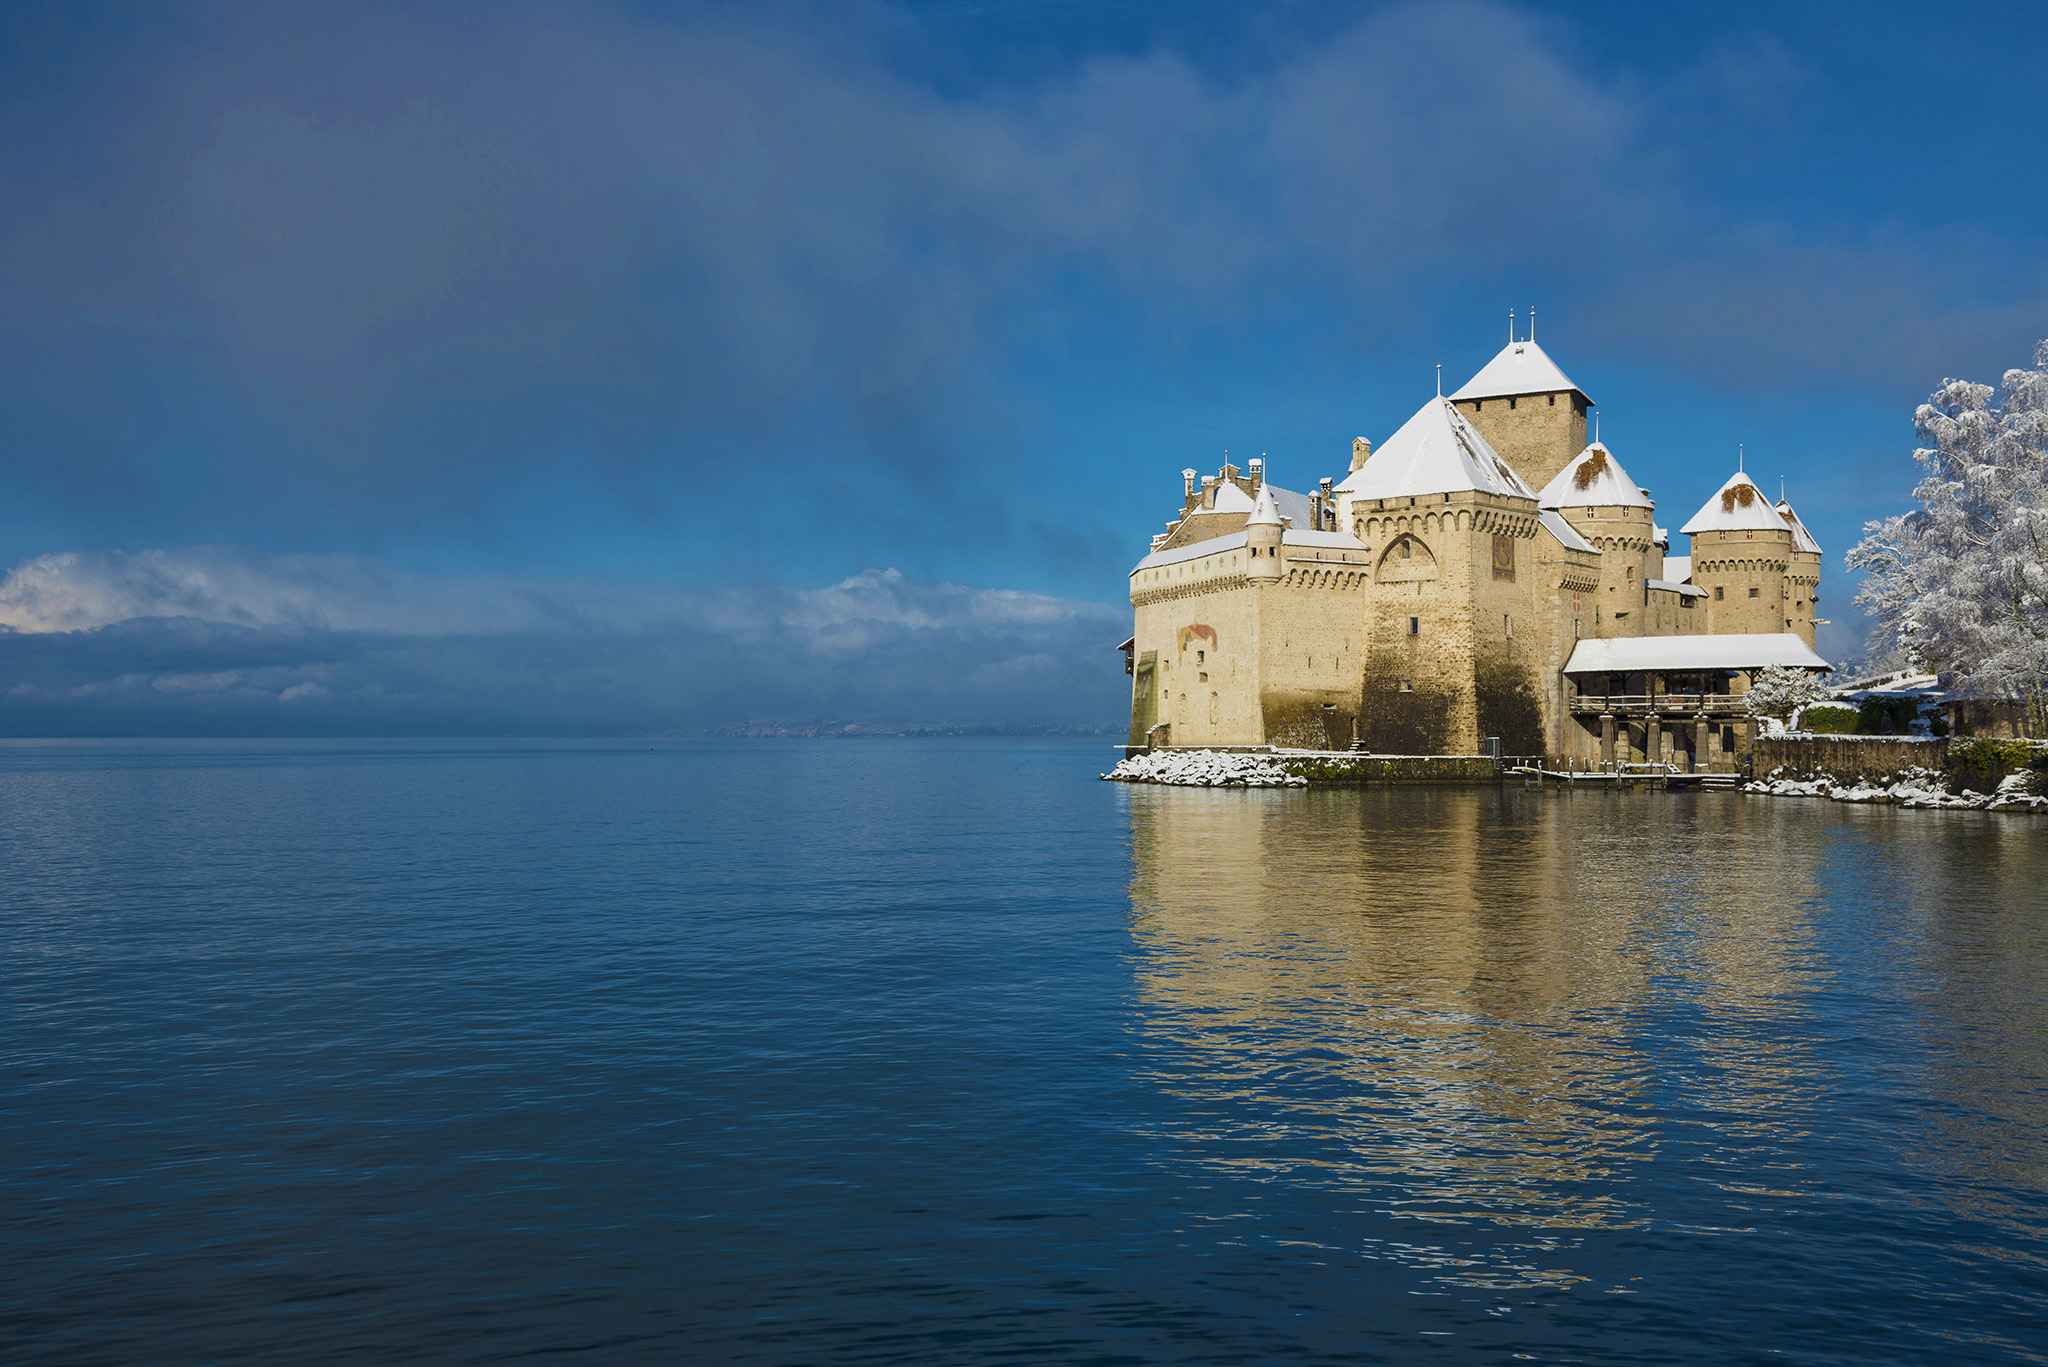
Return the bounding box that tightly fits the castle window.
[1504,614,1512,636]
[1509,396,1518,409]
[1399,540,1411,559]
[1548,394,1556,406]
[1716,586,1725,600]
[1408,616,1420,636]
[1400,679,1413,692]
[1749,587,1760,599]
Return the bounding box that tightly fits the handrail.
[1569,692,1750,712]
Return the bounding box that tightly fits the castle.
[1122,326,1830,767]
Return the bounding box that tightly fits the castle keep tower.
[1449,323,1592,494]
[1681,471,1797,636]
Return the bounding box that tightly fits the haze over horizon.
[3,0,2043,735]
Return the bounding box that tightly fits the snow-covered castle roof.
[1679,471,1795,536]
[1450,338,1592,404]
[1335,397,1535,502]
[1537,442,1652,509]
[1204,474,1317,529]
[1247,482,1283,527]
[1775,500,1824,555]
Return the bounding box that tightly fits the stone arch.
[1378,534,1438,582]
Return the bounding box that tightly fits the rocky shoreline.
[1102,751,1307,787]
[1743,765,2046,811]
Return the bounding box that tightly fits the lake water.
[4,738,2046,1364]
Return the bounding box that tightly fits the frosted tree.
[1746,663,1829,721]
[1849,340,2048,733]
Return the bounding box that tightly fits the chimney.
[1319,477,1334,532]
[1182,468,1197,499]
[1247,457,1263,488]
[1351,437,1371,472]
[1201,475,1217,509]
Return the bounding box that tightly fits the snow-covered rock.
[1741,762,2045,811]
[1102,750,1309,788]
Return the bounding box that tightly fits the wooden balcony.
[1568,692,1751,717]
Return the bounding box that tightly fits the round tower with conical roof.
[1774,499,1824,650]
[1537,440,1659,638]
[1681,470,1797,636]
[1246,482,1284,582]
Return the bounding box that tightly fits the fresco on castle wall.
[1177,624,1218,657]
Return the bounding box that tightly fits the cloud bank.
[3,0,2037,572]
[0,550,1124,735]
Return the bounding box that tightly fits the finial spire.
[1509,309,1515,343]
[1436,363,1442,397]
[1594,411,1600,443]
[1738,443,1744,472]
[1529,306,1535,342]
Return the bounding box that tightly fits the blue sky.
[1,0,2043,732]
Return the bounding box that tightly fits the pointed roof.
[1450,339,1591,404]
[1775,500,1824,555]
[1538,509,1596,553]
[1335,397,1536,502]
[1680,471,1794,536]
[1247,482,1284,526]
[1537,442,1652,509]
[1208,477,1314,528]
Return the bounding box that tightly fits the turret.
[1775,498,1825,649]
[1681,469,1797,636]
[1246,483,1284,581]
[1537,440,1657,637]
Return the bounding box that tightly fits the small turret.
[1246,483,1284,581]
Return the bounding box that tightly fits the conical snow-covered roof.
[1775,500,1823,555]
[1450,338,1591,404]
[1538,442,1652,509]
[1247,482,1284,526]
[1335,397,1536,502]
[1680,471,1793,536]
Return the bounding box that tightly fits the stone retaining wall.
[1279,754,1499,784]
[1753,735,1946,781]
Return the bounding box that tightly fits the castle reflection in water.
[1121,786,1884,1280]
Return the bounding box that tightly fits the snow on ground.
[1742,765,2047,811]
[1103,750,1308,787]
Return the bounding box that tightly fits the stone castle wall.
[1691,529,1794,636]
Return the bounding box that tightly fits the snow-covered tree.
[1746,663,1829,721]
[1849,340,2048,733]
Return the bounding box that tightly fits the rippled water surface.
[4,738,2047,1364]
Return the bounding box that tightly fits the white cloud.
[0,546,1127,733]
